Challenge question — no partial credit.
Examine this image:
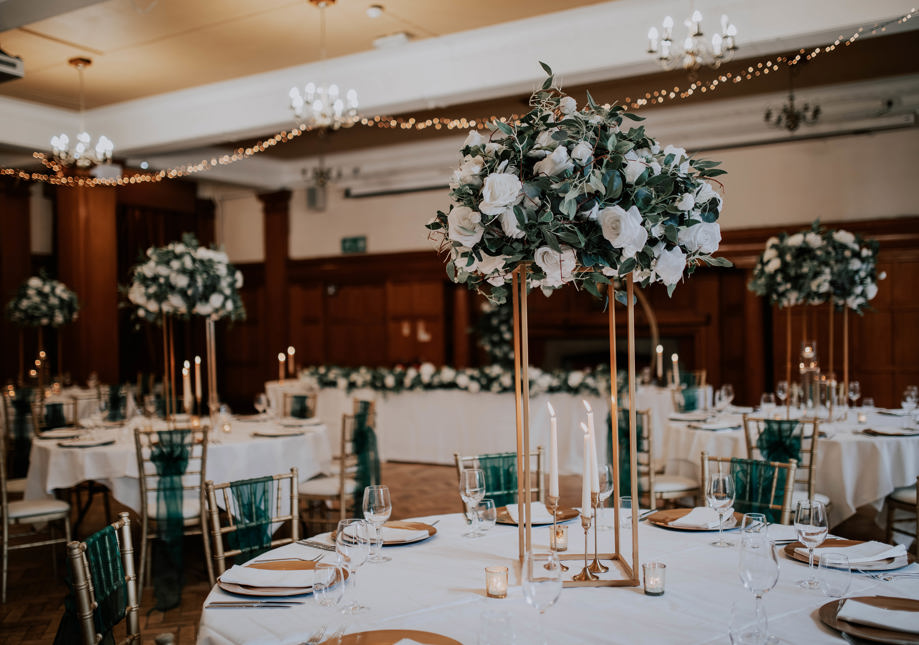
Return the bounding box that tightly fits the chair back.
[134,426,208,523]
[608,409,653,500]
[701,451,797,524]
[343,404,380,511]
[2,387,34,479]
[453,448,544,510]
[672,386,707,412]
[61,512,140,645]
[32,397,79,433]
[281,391,318,419]
[742,415,819,500]
[205,468,299,576]
[676,369,707,387]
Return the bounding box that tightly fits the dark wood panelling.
[0,179,33,383]
[259,190,292,381]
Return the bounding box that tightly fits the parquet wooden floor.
[0,462,884,644]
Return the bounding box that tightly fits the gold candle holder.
[572,513,598,582]
[588,492,609,574]
[485,566,508,598]
[546,495,568,571]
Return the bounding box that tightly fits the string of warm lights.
[1,8,913,188]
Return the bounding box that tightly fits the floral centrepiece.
[824,228,882,313]
[5,274,79,327]
[126,233,245,322]
[427,64,729,304]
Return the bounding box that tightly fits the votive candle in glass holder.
[550,524,568,551]
[857,412,867,424]
[485,566,508,598]
[642,561,666,596]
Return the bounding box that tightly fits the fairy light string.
[1,8,913,188]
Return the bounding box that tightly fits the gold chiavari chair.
[701,451,798,524]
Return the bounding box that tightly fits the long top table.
[197,512,919,645]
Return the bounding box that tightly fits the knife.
[297,539,336,551]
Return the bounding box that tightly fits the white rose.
[695,181,720,204]
[419,363,436,382]
[559,96,577,114]
[447,206,484,246]
[455,373,470,389]
[476,254,507,276]
[463,130,487,147]
[623,150,646,184]
[678,221,721,255]
[209,292,225,309]
[479,173,523,216]
[534,245,577,287]
[196,303,213,316]
[27,277,41,288]
[173,274,189,289]
[762,247,778,262]
[484,142,504,155]
[468,381,481,393]
[833,230,856,247]
[533,145,573,176]
[786,233,804,246]
[865,283,878,300]
[675,193,695,211]
[499,208,526,239]
[805,232,823,248]
[598,205,648,259]
[849,259,863,270]
[663,144,687,167]
[568,371,585,388]
[449,154,485,189]
[655,246,687,286]
[570,140,593,165]
[765,258,781,274]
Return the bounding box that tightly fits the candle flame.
[580,421,590,435]
[182,367,189,375]
[671,353,679,361]
[656,344,663,353]
[194,355,201,364]
[287,346,295,355]
[278,352,286,361]
[582,400,592,413]
[184,359,190,369]
[546,401,556,417]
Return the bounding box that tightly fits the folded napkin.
[689,420,741,431]
[864,427,919,437]
[669,507,733,529]
[669,412,710,422]
[795,540,907,564]
[505,502,555,524]
[837,599,919,635]
[219,564,312,588]
[379,526,430,542]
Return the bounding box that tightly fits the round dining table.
[196,511,919,644]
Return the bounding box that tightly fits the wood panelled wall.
[220,216,919,411]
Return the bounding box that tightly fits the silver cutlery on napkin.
[205,600,304,608]
[297,539,336,551]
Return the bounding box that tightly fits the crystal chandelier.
[764,71,821,133]
[50,57,114,168]
[646,11,737,71]
[289,0,359,130]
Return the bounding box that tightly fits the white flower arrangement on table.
[300,363,618,398]
[426,63,729,305]
[5,273,79,327]
[474,300,515,366]
[823,227,883,313]
[748,222,832,307]
[125,233,245,322]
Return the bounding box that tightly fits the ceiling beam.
[0,0,108,31]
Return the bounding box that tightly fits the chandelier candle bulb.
[547,401,559,498]
[671,354,680,387]
[656,345,664,380]
[582,402,599,493]
[194,355,201,400]
[278,352,286,383]
[581,427,593,518]
[287,346,296,377]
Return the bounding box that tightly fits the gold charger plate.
[320,629,461,645]
[496,506,579,526]
[332,520,436,545]
[646,508,741,531]
[818,596,919,645]
[783,539,914,571]
[216,560,347,597]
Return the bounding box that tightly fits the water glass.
[818,554,851,598]
[794,499,828,589]
[460,468,486,537]
[362,484,392,563]
[477,499,497,534]
[619,496,633,528]
[336,518,371,613]
[862,397,875,410]
[736,533,779,644]
[740,513,768,538]
[847,381,861,408]
[597,464,614,530]
[313,564,344,608]
[759,393,776,416]
[522,551,562,615]
[706,471,735,547]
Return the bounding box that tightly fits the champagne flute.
[362,485,392,563]
[706,471,735,547]
[794,499,828,589]
[847,381,860,409]
[736,532,779,645]
[596,464,615,530]
[335,518,371,612]
[522,551,562,645]
[459,468,486,538]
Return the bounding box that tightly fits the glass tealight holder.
[642,561,666,596]
[485,566,508,599]
[550,525,568,552]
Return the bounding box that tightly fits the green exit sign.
[341,236,367,254]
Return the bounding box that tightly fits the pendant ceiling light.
[50,57,114,168]
[646,10,738,72]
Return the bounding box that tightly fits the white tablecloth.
[660,409,919,526]
[24,416,332,511]
[197,512,919,645]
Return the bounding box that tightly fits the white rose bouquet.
[5,273,79,327]
[824,227,882,313]
[125,233,245,322]
[749,221,832,307]
[427,63,729,304]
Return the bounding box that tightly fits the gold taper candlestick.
[572,512,598,582]
[588,492,609,573]
[547,495,568,572]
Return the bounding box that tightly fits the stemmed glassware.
[459,468,486,538]
[718,384,735,411]
[734,532,780,645]
[794,499,828,589]
[254,393,269,417]
[522,550,562,645]
[759,393,776,417]
[362,485,392,563]
[335,518,371,612]
[706,471,735,547]
[596,464,615,530]
[775,381,788,409]
[902,386,918,424]
[847,381,861,409]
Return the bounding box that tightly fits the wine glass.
[362,485,392,563]
[847,381,861,409]
[335,518,371,612]
[736,532,779,645]
[719,384,735,410]
[313,563,345,609]
[477,499,497,534]
[522,551,562,645]
[706,471,735,547]
[902,386,918,419]
[740,512,767,538]
[794,499,828,589]
[459,468,486,538]
[596,465,615,530]
[254,393,269,416]
[775,381,788,408]
[759,393,776,416]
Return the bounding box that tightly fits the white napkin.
[669,507,733,529]
[379,526,430,543]
[795,540,906,564]
[505,502,555,524]
[689,419,741,431]
[219,564,312,588]
[669,411,710,422]
[837,599,919,634]
[766,524,799,542]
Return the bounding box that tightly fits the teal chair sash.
[10,388,33,478]
[290,395,311,419]
[44,402,67,429]
[149,430,191,610]
[472,452,518,509]
[106,386,126,422]
[54,525,127,645]
[729,458,790,524]
[676,386,706,412]
[352,401,381,507]
[226,475,277,562]
[756,419,801,464]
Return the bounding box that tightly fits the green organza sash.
[756,419,801,464]
[106,385,126,422]
[677,387,704,412]
[149,430,191,610]
[53,525,127,645]
[226,475,277,562]
[10,388,33,478]
[730,458,789,524]
[352,401,381,507]
[473,452,518,509]
[44,402,67,429]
